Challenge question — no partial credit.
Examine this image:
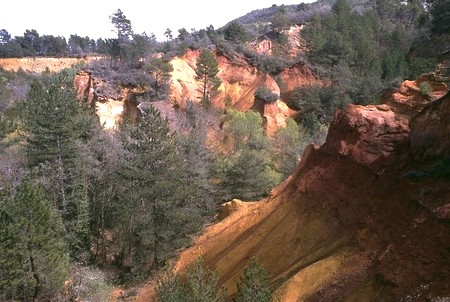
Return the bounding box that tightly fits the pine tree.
[234,257,272,302]
[176,102,220,214]
[22,72,97,255]
[0,179,69,301]
[271,118,304,178]
[217,110,282,201]
[429,0,450,33]
[110,9,133,61]
[157,258,226,302]
[157,267,186,302]
[144,57,174,100]
[24,78,78,168]
[116,106,200,279]
[184,258,225,302]
[195,49,221,106]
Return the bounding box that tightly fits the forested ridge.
[0,0,449,300]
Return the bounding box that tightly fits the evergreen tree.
[271,11,290,32]
[157,258,225,302]
[127,32,155,64]
[234,257,272,302]
[144,57,174,100]
[24,78,78,168]
[176,102,219,214]
[110,9,133,61]
[271,118,304,178]
[0,29,11,44]
[116,106,201,279]
[157,267,185,302]
[22,72,97,256]
[195,49,221,106]
[184,258,225,302]
[164,28,173,41]
[217,110,282,201]
[0,179,68,301]
[429,0,450,33]
[223,22,250,43]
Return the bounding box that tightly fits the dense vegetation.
[0,0,448,299]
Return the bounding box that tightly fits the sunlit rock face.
[0,57,95,73]
[74,70,142,130]
[169,49,320,135]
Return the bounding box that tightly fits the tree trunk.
[29,254,40,300]
[203,74,208,102]
[56,135,67,213]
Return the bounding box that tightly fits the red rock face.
[281,75,450,300]
[410,92,450,161]
[323,104,410,173]
[74,48,322,134]
[278,62,323,102]
[73,70,95,105]
[135,75,450,301]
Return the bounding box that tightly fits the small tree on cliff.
[195,49,221,107]
[144,57,174,100]
[216,109,282,201]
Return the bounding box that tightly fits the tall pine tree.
[22,72,97,255]
[195,49,221,107]
[0,179,69,301]
[115,106,201,280]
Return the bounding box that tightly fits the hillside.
[1,0,449,300]
[71,49,321,134]
[135,74,450,301]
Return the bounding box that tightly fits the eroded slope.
[135,74,450,301]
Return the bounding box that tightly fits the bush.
[254,86,279,103]
[419,81,432,97]
[235,257,272,302]
[157,258,226,302]
[67,265,114,302]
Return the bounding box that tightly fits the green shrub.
[254,86,279,104]
[235,257,272,302]
[157,258,226,302]
[419,81,432,97]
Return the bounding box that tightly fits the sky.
[2,0,309,42]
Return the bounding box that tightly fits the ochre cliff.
[0,57,100,73]
[169,49,319,135]
[74,49,320,133]
[135,74,450,301]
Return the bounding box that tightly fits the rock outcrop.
[250,24,308,58]
[169,49,318,135]
[278,62,323,103]
[74,49,321,133]
[135,75,450,301]
[73,70,141,129]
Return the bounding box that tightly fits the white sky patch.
[2,0,311,41]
